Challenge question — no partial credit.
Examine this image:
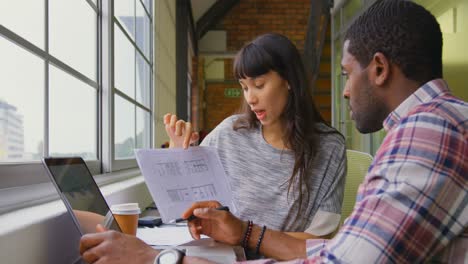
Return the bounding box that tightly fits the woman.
[165,33,346,243]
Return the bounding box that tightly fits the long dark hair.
[232,33,339,216]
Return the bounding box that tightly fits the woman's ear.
[371,52,390,86]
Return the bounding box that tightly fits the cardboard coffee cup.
[110,203,141,235]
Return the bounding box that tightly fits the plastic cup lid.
[110,203,141,215]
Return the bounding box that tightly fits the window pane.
[0,38,44,162]
[136,1,151,59]
[0,1,44,49]
[49,65,97,159]
[114,0,135,39]
[136,52,151,107]
[49,0,97,81]
[114,26,135,98]
[136,108,150,149]
[115,95,135,159]
[143,0,152,17]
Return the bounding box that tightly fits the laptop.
[42,157,122,234]
[42,157,242,262]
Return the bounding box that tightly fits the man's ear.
[371,52,390,86]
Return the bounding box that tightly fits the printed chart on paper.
[135,147,235,222]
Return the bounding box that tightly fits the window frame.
[0,0,154,212]
[111,0,153,170]
[331,0,385,155]
[0,0,101,188]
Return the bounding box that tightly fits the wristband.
[255,225,267,255]
[241,220,253,249]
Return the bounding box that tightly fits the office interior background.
[0,0,467,263]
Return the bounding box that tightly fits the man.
[80,0,467,263]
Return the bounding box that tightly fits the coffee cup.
[110,203,141,235]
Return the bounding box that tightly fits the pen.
[169,206,230,223]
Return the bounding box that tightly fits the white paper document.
[135,147,236,223]
[137,226,201,246]
[138,228,242,262]
[182,238,242,262]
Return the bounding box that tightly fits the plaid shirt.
[240,79,468,263]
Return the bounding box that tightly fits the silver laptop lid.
[42,157,122,234]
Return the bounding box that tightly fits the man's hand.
[79,224,159,264]
[183,201,246,246]
[163,113,199,149]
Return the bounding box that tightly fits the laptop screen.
[43,157,121,234]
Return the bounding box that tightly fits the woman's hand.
[163,113,199,149]
[182,201,246,246]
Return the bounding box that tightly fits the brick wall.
[313,25,332,122]
[190,56,200,130]
[204,81,243,130]
[199,0,332,131]
[222,0,311,52]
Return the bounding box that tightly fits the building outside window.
[0,100,24,160]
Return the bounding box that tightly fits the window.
[113,0,153,169]
[0,0,153,204]
[331,0,384,155]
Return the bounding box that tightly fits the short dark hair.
[345,0,443,84]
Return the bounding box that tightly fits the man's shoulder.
[406,95,468,133]
[376,95,467,168]
[418,94,467,118]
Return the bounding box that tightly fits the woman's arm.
[284,232,332,240]
[183,201,309,261]
[248,226,308,260]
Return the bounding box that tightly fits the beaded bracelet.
[242,220,253,249]
[255,225,267,255]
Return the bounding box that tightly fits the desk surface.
[139,207,245,261]
[140,228,244,262]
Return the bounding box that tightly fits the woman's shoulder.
[214,114,242,130]
[223,114,242,125]
[210,114,250,135]
[315,123,346,150]
[202,115,255,147]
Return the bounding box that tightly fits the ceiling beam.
[196,0,239,39]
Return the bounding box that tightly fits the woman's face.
[239,70,289,128]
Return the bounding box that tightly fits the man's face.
[341,40,387,133]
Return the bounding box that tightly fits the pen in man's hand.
[169,206,230,223]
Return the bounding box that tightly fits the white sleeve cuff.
[304,210,341,236]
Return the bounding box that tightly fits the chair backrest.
[341,150,373,224]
